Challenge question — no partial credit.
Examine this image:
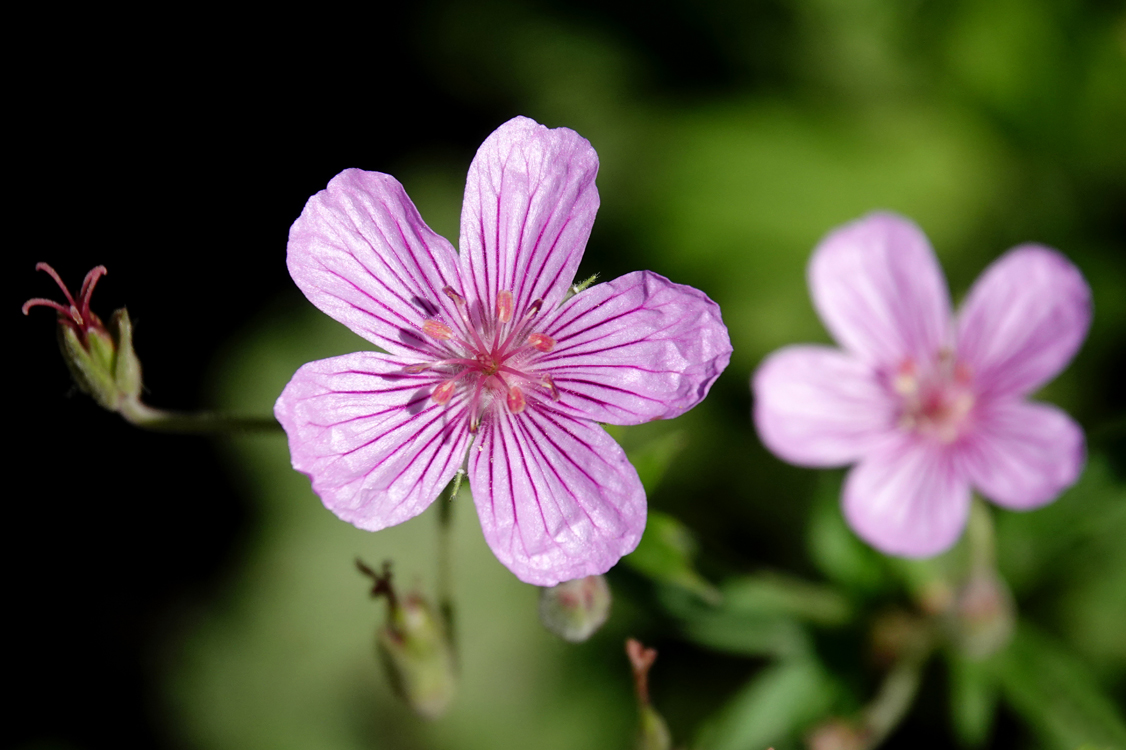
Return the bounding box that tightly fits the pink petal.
[843,436,971,557]
[459,116,599,321]
[809,212,952,366]
[955,245,1091,399]
[468,405,646,586]
[537,270,732,425]
[959,399,1085,510]
[274,352,471,532]
[753,345,898,467]
[287,169,464,358]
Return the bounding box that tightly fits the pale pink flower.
[275,117,731,585]
[753,213,1091,557]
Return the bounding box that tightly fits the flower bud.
[806,719,867,750]
[24,263,143,412]
[950,569,1014,660]
[358,560,456,719]
[539,574,611,642]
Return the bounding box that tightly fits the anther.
[892,359,917,396]
[528,333,555,352]
[496,290,514,323]
[507,385,526,415]
[443,286,466,307]
[523,298,543,320]
[403,363,431,374]
[422,320,454,340]
[542,374,560,401]
[431,380,457,405]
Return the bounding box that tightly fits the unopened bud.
[950,569,1014,660]
[806,719,867,750]
[24,263,144,412]
[358,559,456,719]
[539,575,612,642]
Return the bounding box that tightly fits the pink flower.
[275,117,731,585]
[753,212,1091,557]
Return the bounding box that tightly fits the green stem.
[119,398,283,434]
[862,625,937,748]
[966,497,995,573]
[437,471,462,659]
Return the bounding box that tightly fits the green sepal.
[636,704,673,750]
[57,323,120,410]
[377,592,457,719]
[110,308,143,400]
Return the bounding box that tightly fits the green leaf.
[947,651,999,747]
[695,658,838,750]
[719,573,852,627]
[997,624,1126,750]
[625,510,721,604]
[653,573,852,659]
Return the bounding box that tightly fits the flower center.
[414,287,559,431]
[891,351,975,444]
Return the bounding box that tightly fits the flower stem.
[118,398,283,434]
[862,636,934,748]
[437,471,462,660]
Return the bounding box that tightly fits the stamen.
[542,374,560,401]
[523,299,543,320]
[403,363,431,374]
[528,333,555,352]
[507,385,526,415]
[431,380,457,405]
[422,320,454,340]
[892,359,917,396]
[443,286,466,307]
[496,290,514,323]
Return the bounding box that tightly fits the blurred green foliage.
[173,0,1125,748]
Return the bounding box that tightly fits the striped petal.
[959,399,1085,510]
[753,345,897,467]
[459,116,599,321]
[274,352,471,531]
[809,212,952,366]
[956,245,1092,399]
[843,436,971,557]
[287,169,464,357]
[469,405,646,586]
[538,270,732,425]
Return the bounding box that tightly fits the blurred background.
[10,1,1124,748]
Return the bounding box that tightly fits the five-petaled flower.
[275,117,732,585]
[753,212,1091,557]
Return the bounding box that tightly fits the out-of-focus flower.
[23,263,143,411]
[275,117,731,585]
[753,213,1090,557]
